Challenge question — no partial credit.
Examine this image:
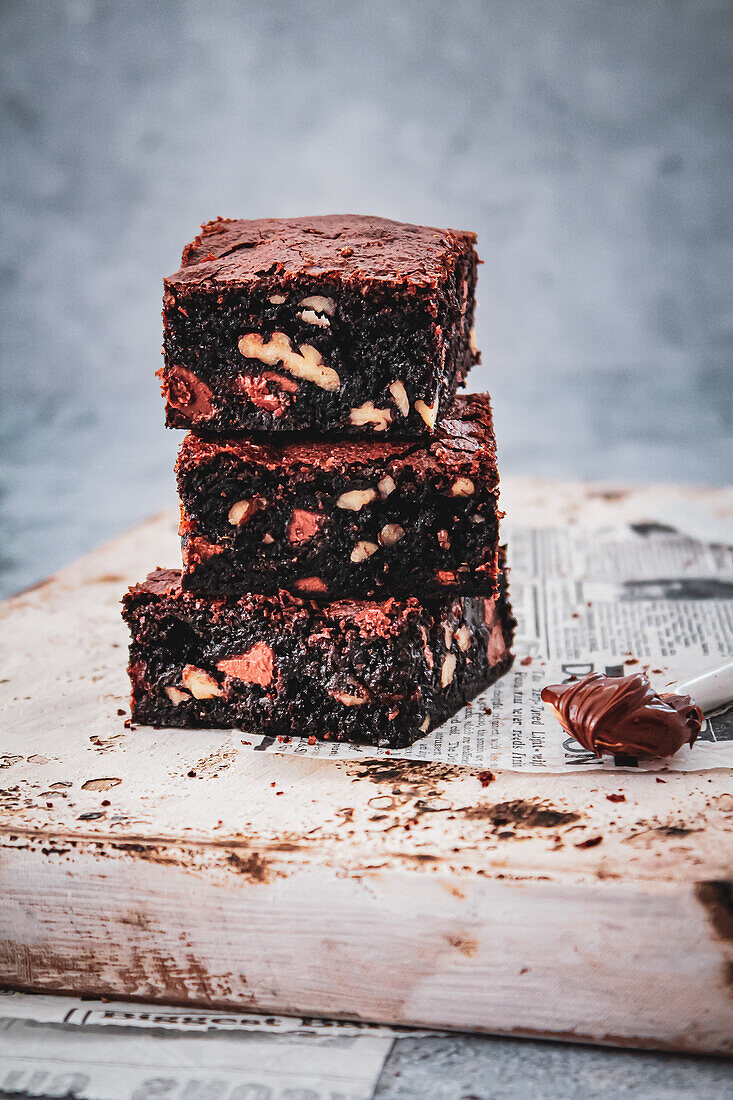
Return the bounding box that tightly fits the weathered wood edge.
[2,841,732,1054]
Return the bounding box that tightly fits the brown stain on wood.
[82,778,122,792]
[1,825,310,859]
[190,747,239,778]
[695,880,733,996]
[0,941,231,1007]
[447,934,478,957]
[344,760,464,787]
[90,733,124,753]
[120,910,151,930]
[461,799,581,829]
[588,489,631,502]
[696,881,733,943]
[226,851,270,882]
[110,842,183,867]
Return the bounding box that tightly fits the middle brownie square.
[177,393,501,599]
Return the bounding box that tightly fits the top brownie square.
[160,214,479,437]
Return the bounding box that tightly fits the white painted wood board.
[1,478,732,1053]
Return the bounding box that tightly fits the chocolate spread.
[541,672,703,760]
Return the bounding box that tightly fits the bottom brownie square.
[122,563,514,748]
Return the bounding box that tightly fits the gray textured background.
[1,4,733,1092]
[2,0,732,596]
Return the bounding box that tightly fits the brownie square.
[177,394,501,600]
[122,560,515,748]
[160,214,479,437]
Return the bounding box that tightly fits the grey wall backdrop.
[1,0,732,595]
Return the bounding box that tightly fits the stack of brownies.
[123,215,515,748]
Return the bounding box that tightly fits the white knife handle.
[673,660,733,713]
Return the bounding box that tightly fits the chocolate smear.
[541,672,703,760]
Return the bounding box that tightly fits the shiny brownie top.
[166,214,477,292]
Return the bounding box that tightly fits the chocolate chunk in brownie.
[177,393,501,599]
[160,215,479,436]
[122,559,515,748]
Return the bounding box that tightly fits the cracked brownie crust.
[177,394,501,599]
[123,558,515,748]
[160,214,479,437]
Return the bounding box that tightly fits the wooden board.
[1,478,732,1054]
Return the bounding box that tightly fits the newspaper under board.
[247,522,733,772]
[0,991,396,1100]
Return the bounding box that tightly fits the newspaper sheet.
[247,522,733,773]
[0,991,394,1100]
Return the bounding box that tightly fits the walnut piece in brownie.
[122,561,515,748]
[177,393,501,599]
[160,215,479,437]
